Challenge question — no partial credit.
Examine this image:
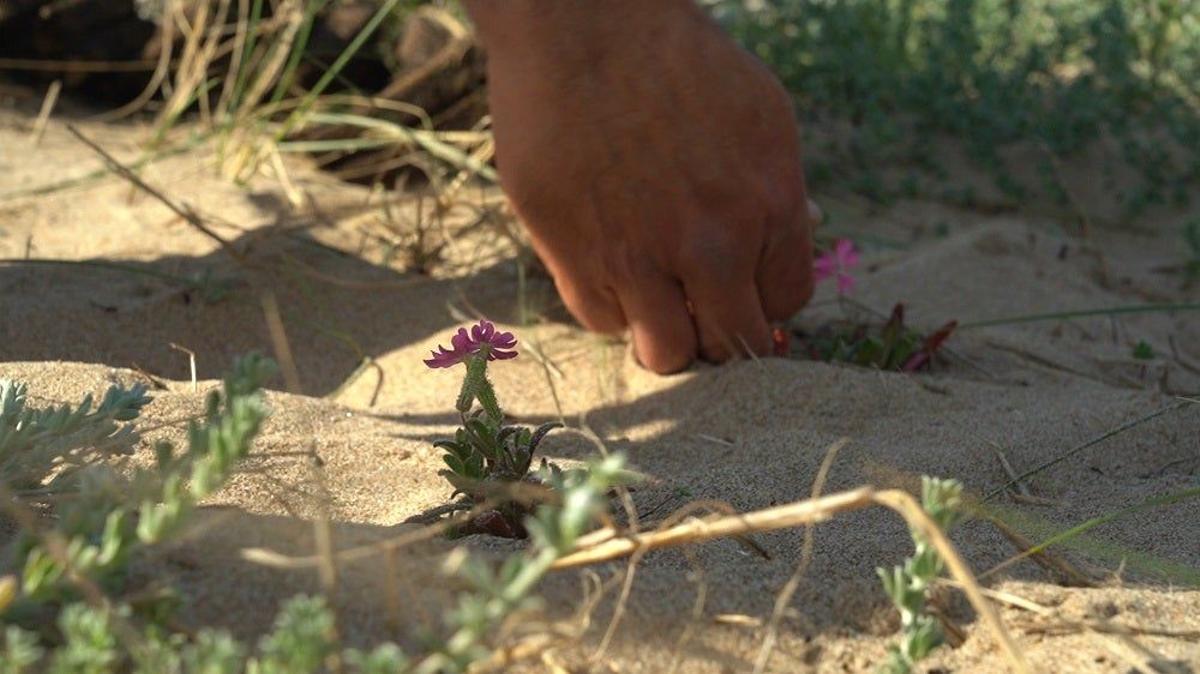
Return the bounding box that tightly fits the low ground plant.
[708,0,1199,218]
[0,346,633,672]
[424,320,566,538]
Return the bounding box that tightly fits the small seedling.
[425,320,564,538]
[1132,340,1156,360]
[877,477,964,674]
[787,304,957,372]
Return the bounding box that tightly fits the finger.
[615,275,698,374]
[807,198,824,229]
[553,273,626,334]
[758,209,816,322]
[683,274,772,363]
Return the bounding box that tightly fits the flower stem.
[457,353,504,423]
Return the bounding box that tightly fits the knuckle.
[676,225,757,282]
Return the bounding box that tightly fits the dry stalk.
[168,341,199,392]
[260,289,304,394]
[30,80,62,144]
[550,488,875,569]
[240,482,554,569]
[753,437,849,674]
[66,125,245,261]
[982,515,1095,587]
[983,400,1189,501]
[551,485,1033,674]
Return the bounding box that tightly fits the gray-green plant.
[707,0,1199,219]
[1,348,634,673]
[876,477,964,674]
[4,354,275,608]
[0,376,151,494]
[417,455,632,672]
[0,455,631,674]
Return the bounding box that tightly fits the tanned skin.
[464,1,817,373]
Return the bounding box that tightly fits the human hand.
[467,1,817,373]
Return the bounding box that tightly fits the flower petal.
[424,348,460,368]
[813,255,836,281]
[834,239,860,268]
[450,328,473,352]
[425,321,520,368]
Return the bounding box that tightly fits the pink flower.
[813,238,859,295]
[424,320,518,368]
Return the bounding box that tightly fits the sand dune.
[1,109,1198,672]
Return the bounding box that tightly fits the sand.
[1,95,1198,672]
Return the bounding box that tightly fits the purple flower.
[814,238,860,295]
[424,320,518,369]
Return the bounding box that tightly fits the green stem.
[274,0,404,141]
[269,0,329,106]
[983,401,1189,500]
[455,352,504,422]
[959,302,1200,330]
[474,374,503,425]
[1022,486,1200,560]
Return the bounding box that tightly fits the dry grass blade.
[1087,630,1184,674]
[169,342,199,392]
[552,485,1032,674]
[92,5,177,122]
[576,416,641,663]
[65,125,245,261]
[306,445,342,653]
[0,57,159,72]
[989,441,1032,497]
[984,401,1190,501]
[261,290,304,394]
[984,515,1095,587]
[241,482,554,569]
[936,579,1053,616]
[1028,621,1200,641]
[550,488,875,570]
[30,80,61,144]
[753,437,849,674]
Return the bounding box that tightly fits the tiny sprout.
[1132,340,1155,360]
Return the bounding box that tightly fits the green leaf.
[1132,340,1155,360]
[256,595,336,674]
[528,423,562,453]
[434,440,470,462]
[443,454,466,476]
[1,626,43,674]
[466,453,485,479]
[886,337,919,371]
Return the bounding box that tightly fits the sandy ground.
[1,95,1198,673]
